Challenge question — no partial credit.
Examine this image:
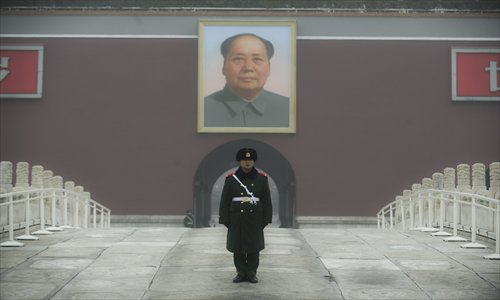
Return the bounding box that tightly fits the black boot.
[233,273,246,283]
[247,272,258,283]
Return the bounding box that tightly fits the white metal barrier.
[0,188,111,247]
[377,189,500,260]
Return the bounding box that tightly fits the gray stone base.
[111,215,379,229]
[296,216,377,228]
[111,215,184,227]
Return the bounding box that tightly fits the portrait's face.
[222,35,271,100]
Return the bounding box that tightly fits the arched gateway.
[193,139,296,228]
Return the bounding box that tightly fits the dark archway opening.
[193,139,296,228]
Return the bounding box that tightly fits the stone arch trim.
[193,139,296,228]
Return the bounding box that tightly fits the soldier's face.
[222,35,271,100]
[239,159,255,171]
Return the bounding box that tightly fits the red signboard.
[452,48,500,101]
[0,46,44,98]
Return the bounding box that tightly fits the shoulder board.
[258,171,268,177]
[226,172,236,178]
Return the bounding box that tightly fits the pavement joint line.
[296,229,347,300]
[410,230,500,289]
[45,228,125,299]
[141,228,189,299]
[386,254,433,299]
[0,228,79,276]
[349,229,434,300]
[402,230,500,291]
[1,227,498,299]
[11,228,94,300]
[34,227,139,299]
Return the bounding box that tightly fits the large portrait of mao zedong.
[197,20,296,133]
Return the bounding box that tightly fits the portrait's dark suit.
[204,85,290,127]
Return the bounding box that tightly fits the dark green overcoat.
[219,167,272,253]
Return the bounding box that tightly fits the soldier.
[219,148,273,283]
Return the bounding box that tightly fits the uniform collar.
[235,167,258,179]
[220,85,267,117]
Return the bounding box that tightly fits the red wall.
[1,38,499,216]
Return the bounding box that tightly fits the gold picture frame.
[197,20,296,133]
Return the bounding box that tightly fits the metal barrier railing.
[377,189,500,260]
[0,188,111,247]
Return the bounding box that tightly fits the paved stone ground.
[0,227,499,299]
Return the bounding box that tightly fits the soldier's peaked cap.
[236,148,257,161]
